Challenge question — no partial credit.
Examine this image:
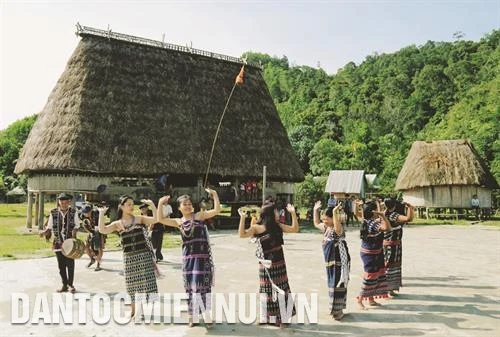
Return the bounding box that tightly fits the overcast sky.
[1,0,499,130]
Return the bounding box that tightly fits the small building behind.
[395,139,499,209]
[325,170,367,199]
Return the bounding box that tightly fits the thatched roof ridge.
[74,24,262,69]
[14,28,304,182]
[395,139,499,190]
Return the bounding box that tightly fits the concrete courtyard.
[1,224,499,337]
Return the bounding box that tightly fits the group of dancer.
[312,196,414,320]
[96,189,220,327]
[96,189,301,328]
[41,189,414,329]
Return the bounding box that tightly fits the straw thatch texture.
[15,33,304,182]
[395,140,499,190]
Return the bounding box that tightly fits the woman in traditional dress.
[98,196,159,319]
[157,188,221,329]
[383,198,414,297]
[237,199,299,328]
[313,200,351,320]
[357,200,392,309]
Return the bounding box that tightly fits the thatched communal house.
[396,139,498,212]
[14,25,303,228]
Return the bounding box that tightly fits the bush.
[294,174,326,208]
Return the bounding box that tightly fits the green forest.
[0,30,499,200]
[246,30,499,195]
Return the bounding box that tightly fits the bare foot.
[357,300,366,310]
[333,310,345,320]
[389,290,398,297]
[369,300,382,306]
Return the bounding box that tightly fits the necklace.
[120,216,135,230]
[180,215,196,239]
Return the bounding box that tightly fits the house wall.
[28,174,112,193]
[28,174,295,204]
[333,193,361,200]
[326,183,365,199]
[402,186,493,208]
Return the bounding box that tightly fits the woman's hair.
[362,201,377,220]
[116,195,134,220]
[258,199,284,245]
[324,207,334,218]
[384,198,397,211]
[360,201,378,240]
[176,194,191,206]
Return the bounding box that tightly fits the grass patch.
[161,232,183,249]
[0,202,183,260]
[1,202,497,259]
[0,218,54,259]
[411,218,500,227]
[0,203,29,218]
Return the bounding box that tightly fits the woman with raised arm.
[313,200,351,320]
[157,188,221,329]
[357,201,392,310]
[238,199,299,328]
[98,195,158,320]
[383,198,414,297]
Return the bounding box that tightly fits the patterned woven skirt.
[123,250,158,303]
[323,239,350,313]
[181,222,214,316]
[183,253,213,316]
[258,244,296,325]
[384,239,402,291]
[358,245,388,300]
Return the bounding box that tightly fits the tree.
[0,115,37,177]
[289,125,315,173]
[294,174,325,208]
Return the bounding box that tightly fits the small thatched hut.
[395,139,498,209]
[14,25,303,227]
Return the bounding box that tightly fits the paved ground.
[0,224,499,337]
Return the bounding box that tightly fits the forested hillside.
[0,31,498,196]
[245,30,499,192]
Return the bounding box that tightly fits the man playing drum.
[39,193,81,293]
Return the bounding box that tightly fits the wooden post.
[26,191,33,229]
[34,193,40,228]
[197,177,203,204]
[38,192,45,230]
[262,166,267,204]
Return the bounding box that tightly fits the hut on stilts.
[14,24,304,229]
[395,139,498,219]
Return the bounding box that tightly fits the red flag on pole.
[235,65,245,85]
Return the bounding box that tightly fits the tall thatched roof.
[395,139,499,190]
[14,25,304,182]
